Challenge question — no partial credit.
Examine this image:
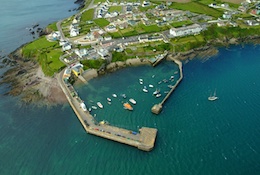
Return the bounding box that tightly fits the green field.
[170,1,223,18]
[81,9,94,21]
[22,37,65,76]
[108,6,122,12]
[170,20,193,28]
[94,18,110,27]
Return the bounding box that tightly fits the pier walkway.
[151,56,183,114]
[58,70,157,151]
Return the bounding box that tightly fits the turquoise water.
[1,45,260,174]
[1,0,260,174]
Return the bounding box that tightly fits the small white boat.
[129,98,136,105]
[139,78,143,82]
[170,75,174,80]
[112,94,117,98]
[156,94,161,98]
[97,102,103,108]
[143,88,148,93]
[149,84,154,88]
[208,91,218,101]
[153,89,160,95]
[152,75,155,78]
[174,71,178,74]
[91,106,97,110]
[107,97,111,102]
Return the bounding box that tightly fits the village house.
[74,48,88,58]
[105,25,117,32]
[169,24,202,37]
[97,48,109,58]
[62,42,72,51]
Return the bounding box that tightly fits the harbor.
[58,69,157,151]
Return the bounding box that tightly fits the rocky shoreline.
[1,34,260,106]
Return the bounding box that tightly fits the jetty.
[151,56,183,114]
[58,70,157,151]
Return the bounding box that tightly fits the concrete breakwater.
[151,56,183,114]
[58,70,157,151]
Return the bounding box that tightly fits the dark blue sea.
[1,1,260,174]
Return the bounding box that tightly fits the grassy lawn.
[94,0,106,4]
[170,1,223,18]
[47,22,58,31]
[81,59,106,69]
[108,6,122,12]
[94,18,110,27]
[170,20,193,28]
[22,37,59,57]
[22,37,65,76]
[81,9,94,21]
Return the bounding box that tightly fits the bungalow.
[75,48,88,58]
[126,5,133,14]
[62,42,72,51]
[142,1,150,7]
[70,28,79,37]
[246,20,260,26]
[169,24,202,37]
[223,12,232,19]
[104,35,112,41]
[97,48,109,58]
[105,25,117,32]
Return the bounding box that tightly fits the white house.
[170,24,202,37]
[70,28,79,37]
[75,48,88,58]
[62,42,72,51]
[97,48,109,58]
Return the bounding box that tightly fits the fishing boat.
[208,91,218,101]
[129,98,136,105]
[123,102,133,111]
[143,88,148,93]
[91,106,97,110]
[97,102,103,108]
[156,93,161,98]
[153,89,160,95]
[112,94,117,98]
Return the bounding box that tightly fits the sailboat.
[208,90,218,101]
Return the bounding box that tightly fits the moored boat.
[92,106,97,110]
[107,97,111,102]
[97,102,103,108]
[123,102,133,111]
[129,98,136,105]
[153,89,160,95]
[112,94,117,98]
[143,88,148,93]
[149,84,154,88]
[156,93,161,98]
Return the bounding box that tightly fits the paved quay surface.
[58,70,157,151]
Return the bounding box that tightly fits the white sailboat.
[208,90,218,101]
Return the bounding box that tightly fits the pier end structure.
[151,57,183,114]
[58,70,158,151]
[138,127,158,151]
